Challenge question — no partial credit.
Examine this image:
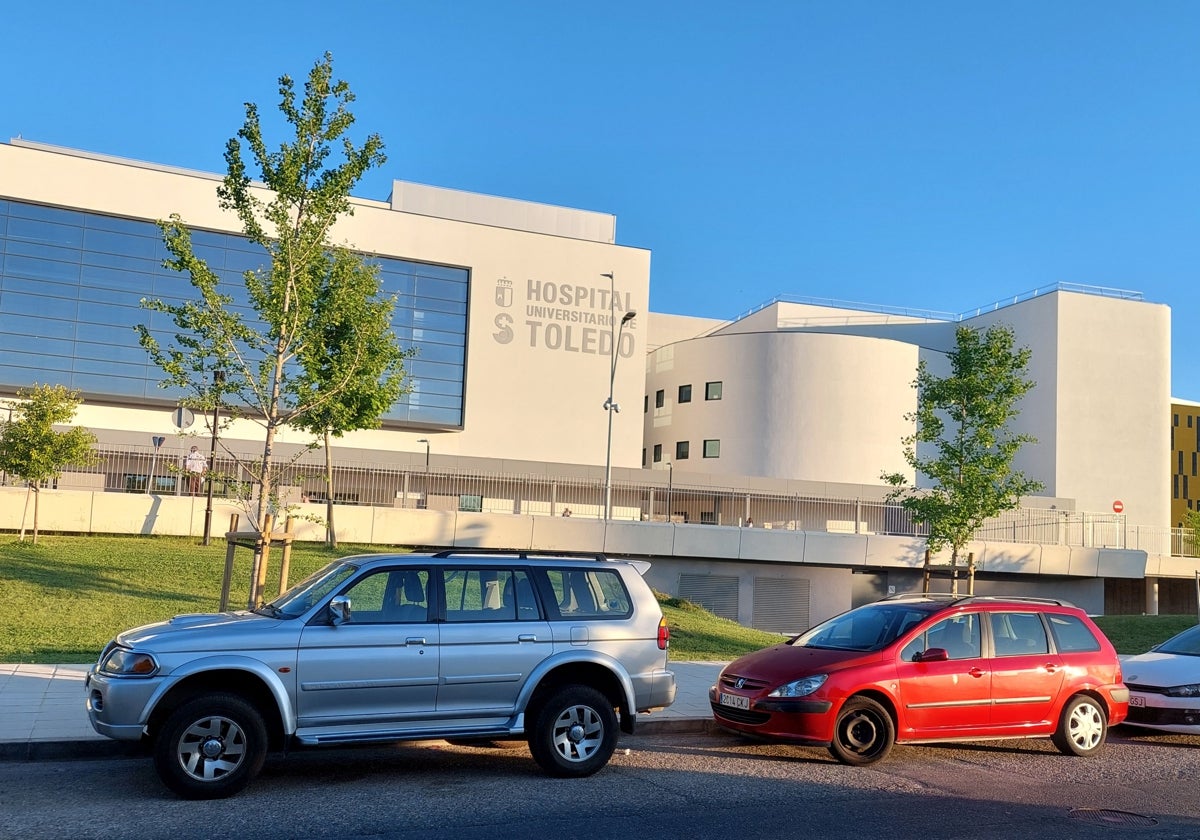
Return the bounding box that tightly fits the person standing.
[184,445,207,495]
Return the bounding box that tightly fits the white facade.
[644,290,1171,529]
[0,140,650,469]
[0,142,1173,531]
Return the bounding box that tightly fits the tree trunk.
[324,428,336,548]
[967,551,976,595]
[248,422,279,609]
[32,484,40,545]
[949,546,960,597]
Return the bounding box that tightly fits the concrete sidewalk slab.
[0,660,726,761]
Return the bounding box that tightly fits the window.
[459,494,483,512]
[443,568,536,621]
[901,615,981,661]
[644,394,648,413]
[653,444,662,463]
[341,569,429,624]
[703,439,721,458]
[675,441,689,460]
[678,384,692,403]
[541,568,631,619]
[705,381,722,400]
[989,612,1050,656]
[655,389,665,409]
[0,198,469,427]
[1046,613,1101,653]
[641,448,646,467]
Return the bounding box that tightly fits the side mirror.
[914,647,949,663]
[329,595,351,626]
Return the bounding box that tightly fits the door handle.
[968,668,986,678]
[405,637,427,646]
[518,634,537,642]
[1044,663,1058,673]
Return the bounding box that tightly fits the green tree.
[1182,509,1200,557]
[136,54,401,602]
[288,248,413,547]
[883,324,1044,594]
[0,384,99,544]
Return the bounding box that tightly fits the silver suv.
[86,550,676,799]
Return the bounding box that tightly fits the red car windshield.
[792,603,935,652]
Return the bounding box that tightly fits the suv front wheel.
[153,693,268,799]
[528,685,618,777]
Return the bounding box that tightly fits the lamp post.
[416,438,430,509]
[666,461,673,523]
[202,368,225,546]
[601,271,636,521]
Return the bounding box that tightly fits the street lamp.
[416,438,430,509]
[601,271,636,521]
[666,461,673,523]
[202,368,225,546]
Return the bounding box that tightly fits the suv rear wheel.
[153,693,268,799]
[528,685,618,777]
[1052,695,1107,757]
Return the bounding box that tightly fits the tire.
[827,696,895,766]
[1051,695,1107,757]
[527,685,618,777]
[153,693,268,799]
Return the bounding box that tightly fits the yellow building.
[1172,400,1200,526]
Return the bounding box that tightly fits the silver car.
[86,550,676,799]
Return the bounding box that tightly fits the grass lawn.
[1,534,373,662]
[1,534,1192,663]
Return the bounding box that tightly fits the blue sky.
[7,2,1200,395]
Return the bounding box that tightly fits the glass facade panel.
[6,219,84,248]
[0,199,468,426]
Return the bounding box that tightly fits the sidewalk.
[0,661,725,761]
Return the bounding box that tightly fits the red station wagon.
[710,594,1129,765]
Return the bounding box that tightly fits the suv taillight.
[658,617,670,650]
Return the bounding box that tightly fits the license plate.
[719,692,750,710]
[1129,695,1146,707]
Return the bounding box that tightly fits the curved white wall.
[644,331,918,484]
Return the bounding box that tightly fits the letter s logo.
[493,313,513,345]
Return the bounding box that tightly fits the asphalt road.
[4,727,1200,839]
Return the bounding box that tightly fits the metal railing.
[15,442,1197,557]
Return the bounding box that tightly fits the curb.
[0,739,144,762]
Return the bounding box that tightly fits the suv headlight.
[1164,684,1200,698]
[768,674,827,698]
[99,647,159,677]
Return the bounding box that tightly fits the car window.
[268,561,358,617]
[900,615,981,661]
[989,612,1049,656]
[442,568,538,622]
[340,569,429,624]
[1045,613,1101,653]
[800,604,932,652]
[1153,624,1200,656]
[541,569,632,619]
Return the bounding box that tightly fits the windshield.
[260,561,358,618]
[1156,624,1200,656]
[792,603,932,652]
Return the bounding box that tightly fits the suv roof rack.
[881,592,1076,608]
[430,548,611,562]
